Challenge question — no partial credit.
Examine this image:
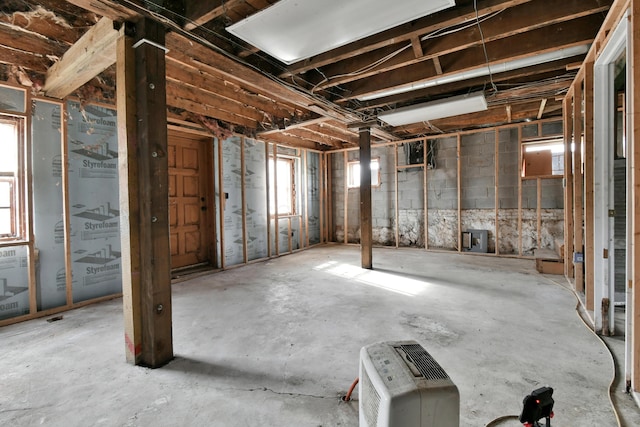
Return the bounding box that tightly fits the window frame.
[347,157,381,188]
[0,115,27,242]
[269,155,296,217]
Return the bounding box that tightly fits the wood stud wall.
[564,0,640,394]
[0,84,326,328]
[331,119,563,257]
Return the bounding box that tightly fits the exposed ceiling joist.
[312,0,608,92]
[342,15,601,101]
[43,16,118,99]
[280,0,533,77]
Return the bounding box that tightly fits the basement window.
[0,117,25,240]
[269,157,295,215]
[522,139,566,177]
[347,158,380,188]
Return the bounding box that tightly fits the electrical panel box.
[462,229,488,253]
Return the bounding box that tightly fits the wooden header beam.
[44,17,119,99]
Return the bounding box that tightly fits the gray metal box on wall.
[462,229,488,253]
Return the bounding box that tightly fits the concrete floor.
[1,245,639,426]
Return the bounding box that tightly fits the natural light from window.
[269,157,295,215]
[348,159,380,188]
[0,121,18,237]
[314,260,432,297]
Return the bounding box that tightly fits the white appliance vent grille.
[361,363,380,427]
[400,343,450,380]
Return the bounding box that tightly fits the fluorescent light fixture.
[359,44,591,101]
[378,92,488,126]
[227,0,455,65]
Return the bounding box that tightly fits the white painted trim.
[593,10,629,334]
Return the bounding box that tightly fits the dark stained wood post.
[359,127,373,269]
[117,18,173,368]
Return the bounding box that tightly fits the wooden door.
[168,130,212,269]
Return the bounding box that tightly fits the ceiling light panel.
[378,93,488,127]
[227,0,456,65]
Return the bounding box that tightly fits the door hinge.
[603,249,608,259]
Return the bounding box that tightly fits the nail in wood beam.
[117,19,173,368]
[359,127,373,269]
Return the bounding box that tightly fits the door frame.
[167,128,216,271]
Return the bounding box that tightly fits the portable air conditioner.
[359,341,459,427]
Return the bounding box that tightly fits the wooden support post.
[574,82,585,292]
[304,151,309,248]
[240,137,247,263]
[218,138,226,268]
[61,101,73,306]
[495,130,500,255]
[584,63,595,310]
[117,19,173,367]
[537,177,542,249]
[359,127,373,269]
[265,141,271,257]
[518,126,523,256]
[320,153,333,243]
[457,135,462,252]
[630,0,640,393]
[273,144,279,255]
[424,139,429,250]
[394,144,399,249]
[343,151,348,245]
[563,95,575,278]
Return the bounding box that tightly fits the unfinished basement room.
[2,0,640,426]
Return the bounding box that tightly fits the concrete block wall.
[460,132,495,210]
[498,128,519,209]
[330,152,344,242]
[427,209,458,249]
[372,146,396,246]
[328,121,565,256]
[498,209,563,255]
[427,136,458,210]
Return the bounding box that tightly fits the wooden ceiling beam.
[537,98,548,119]
[280,0,533,77]
[316,3,607,91]
[399,99,563,133]
[0,21,68,57]
[342,16,600,101]
[166,80,268,124]
[43,17,119,99]
[280,129,340,148]
[354,58,579,110]
[166,88,258,128]
[63,0,138,21]
[410,36,423,58]
[166,58,298,119]
[164,33,392,137]
[0,45,50,73]
[305,123,359,145]
[258,132,321,150]
[0,7,85,45]
[184,0,253,30]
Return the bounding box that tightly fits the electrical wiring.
[117,0,367,121]
[484,275,624,427]
[314,9,505,89]
[474,0,498,93]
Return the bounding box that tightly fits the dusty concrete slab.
[0,245,635,426]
